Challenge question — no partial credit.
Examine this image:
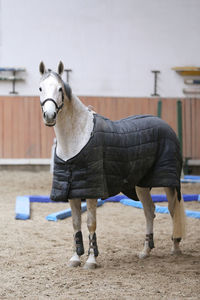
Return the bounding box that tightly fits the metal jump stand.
[151,70,160,97]
[64,69,72,83]
[0,68,26,94]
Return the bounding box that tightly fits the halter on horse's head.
[39,61,71,126]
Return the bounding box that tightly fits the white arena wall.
[0,0,199,97]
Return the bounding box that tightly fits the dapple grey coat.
[50,114,182,202]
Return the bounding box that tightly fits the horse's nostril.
[43,111,56,121]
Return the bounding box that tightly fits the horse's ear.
[39,62,46,75]
[58,61,64,75]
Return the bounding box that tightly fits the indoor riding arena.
[0,1,200,299]
[0,96,200,299]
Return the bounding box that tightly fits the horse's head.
[39,61,71,126]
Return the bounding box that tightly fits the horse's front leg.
[84,199,99,269]
[68,198,84,267]
[136,186,155,259]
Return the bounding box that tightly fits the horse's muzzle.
[43,111,57,126]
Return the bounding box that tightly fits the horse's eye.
[39,87,42,92]
[58,87,62,92]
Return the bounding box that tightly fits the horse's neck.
[54,94,94,161]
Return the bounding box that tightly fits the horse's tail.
[172,194,186,239]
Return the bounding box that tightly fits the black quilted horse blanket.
[50,114,182,202]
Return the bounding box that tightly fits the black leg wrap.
[171,237,181,243]
[88,233,99,257]
[74,231,84,256]
[146,233,155,249]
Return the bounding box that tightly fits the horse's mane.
[40,70,62,83]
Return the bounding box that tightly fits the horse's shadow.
[99,251,200,271]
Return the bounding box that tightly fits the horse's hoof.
[68,260,81,268]
[171,248,182,255]
[138,251,150,259]
[83,262,97,270]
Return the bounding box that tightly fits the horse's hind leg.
[136,186,155,259]
[68,198,84,267]
[164,187,186,255]
[84,199,99,269]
